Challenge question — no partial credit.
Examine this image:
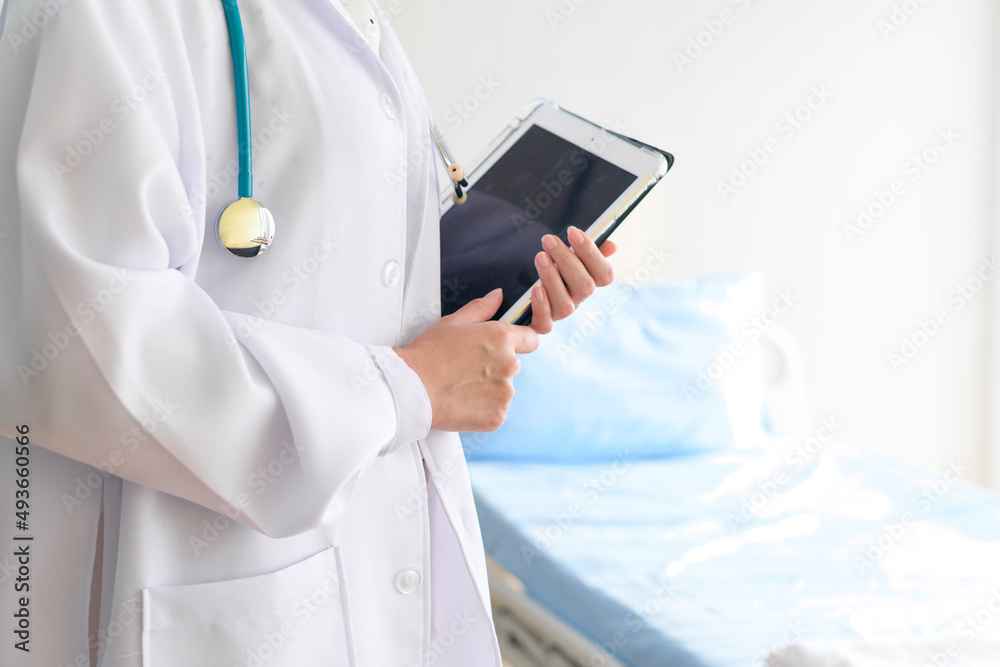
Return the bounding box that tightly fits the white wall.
[390,0,998,486]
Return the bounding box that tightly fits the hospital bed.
[464,275,1000,667]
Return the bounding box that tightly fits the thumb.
[448,288,503,324]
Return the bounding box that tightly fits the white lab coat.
[0,0,503,665]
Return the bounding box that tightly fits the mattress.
[469,437,1000,666]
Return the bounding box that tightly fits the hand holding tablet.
[528,225,617,334]
[395,101,672,433]
[439,100,673,326]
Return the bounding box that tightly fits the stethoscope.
[216,0,468,258]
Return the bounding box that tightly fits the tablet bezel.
[439,100,670,325]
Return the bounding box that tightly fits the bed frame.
[488,556,627,667]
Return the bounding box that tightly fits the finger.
[541,233,596,304]
[530,284,553,334]
[599,239,617,258]
[506,322,540,354]
[448,287,503,324]
[535,250,576,320]
[567,226,614,287]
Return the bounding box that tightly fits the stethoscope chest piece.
[217,197,275,258]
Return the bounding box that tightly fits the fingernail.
[568,226,585,245]
[536,252,550,268]
[488,287,502,298]
[542,235,558,251]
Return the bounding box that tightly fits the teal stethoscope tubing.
[218,0,467,212]
[221,0,253,199]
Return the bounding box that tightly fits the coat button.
[381,259,400,287]
[381,92,396,120]
[395,568,421,594]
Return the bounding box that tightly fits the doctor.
[0,0,616,665]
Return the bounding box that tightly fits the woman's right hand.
[394,289,539,433]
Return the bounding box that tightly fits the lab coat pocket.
[142,545,356,667]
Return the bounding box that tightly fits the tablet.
[439,100,673,326]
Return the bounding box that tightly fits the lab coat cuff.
[363,345,433,455]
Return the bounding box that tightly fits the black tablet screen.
[439,124,637,320]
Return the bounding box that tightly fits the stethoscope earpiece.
[434,130,469,205]
[217,197,275,258]
[447,163,469,204]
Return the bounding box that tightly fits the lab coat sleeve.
[0,0,432,537]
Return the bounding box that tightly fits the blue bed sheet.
[470,438,1000,666]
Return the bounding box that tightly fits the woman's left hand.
[530,225,617,334]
